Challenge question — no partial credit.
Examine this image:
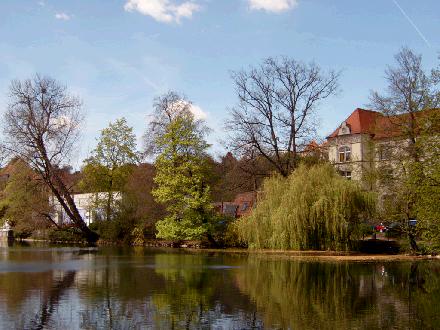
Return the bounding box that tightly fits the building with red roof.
[325,107,438,181]
[214,191,257,218]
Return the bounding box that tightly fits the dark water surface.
[0,243,439,329]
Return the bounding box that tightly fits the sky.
[0,0,439,168]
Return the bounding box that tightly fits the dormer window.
[338,122,351,136]
[338,146,351,162]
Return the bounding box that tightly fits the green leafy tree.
[81,118,139,221]
[0,159,55,237]
[147,92,213,240]
[235,163,375,250]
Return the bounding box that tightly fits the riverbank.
[13,238,440,262]
[167,247,439,262]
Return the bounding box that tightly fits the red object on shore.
[375,224,385,232]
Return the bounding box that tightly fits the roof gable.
[327,108,381,139]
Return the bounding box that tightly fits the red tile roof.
[303,140,320,152]
[327,108,439,140]
[327,108,381,138]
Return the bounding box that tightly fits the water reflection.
[0,246,439,329]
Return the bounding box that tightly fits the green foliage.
[235,256,440,329]
[81,118,139,221]
[152,111,213,240]
[409,111,440,245]
[131,226,147,245]
[355,222,374,239]
[89,216,137,244]
[236,164,375,250]
[0,159,53,235]
[155,214,205,241]
[207,214,242,247]
[373,110,440,252]
[48,227,87,243]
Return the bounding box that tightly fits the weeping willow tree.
[236,164,375,250]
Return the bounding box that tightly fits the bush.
[208,214,243,247]
[356,223,374,240]
[235,164,375,251]
[13,229,33,240]
[91,218,135,244]
[48,227,88,243]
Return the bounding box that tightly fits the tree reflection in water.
[30,271,76,330]
[234,256,440,329]
[0,247,440,329]
[76,251,261,329]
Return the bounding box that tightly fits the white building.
[50,192,121,226]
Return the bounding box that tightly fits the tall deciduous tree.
[226,57,339,177]
[370,48,440,251]
[81,118,139,221]
[1,75,97,242]
[146,92,213,240]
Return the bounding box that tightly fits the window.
[241,202,249,211]
[338,146,351,162]
[339,171,352,180]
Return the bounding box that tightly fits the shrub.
[48,227,88,243]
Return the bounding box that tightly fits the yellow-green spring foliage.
[236,164,375,250]
[153,113,213,240]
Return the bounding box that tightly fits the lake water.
[0,243,439,329]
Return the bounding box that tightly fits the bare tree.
[1,75,97,242]
[144,91,209,156]
[226,57,339,177]
[370,47,439,162]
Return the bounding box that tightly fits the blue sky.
[0,0,439,167]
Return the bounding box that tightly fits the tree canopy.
[81,117,139,221]
[235,164,375,250]
[147,92,213,240]
[226,57,339,177]
[1,75,97,242]
[370,48,440,251]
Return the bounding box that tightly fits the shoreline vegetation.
[11,238,440,261]
[1,49,439,254]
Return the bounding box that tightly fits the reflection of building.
[50,192,121,226]
[214,192,257,218]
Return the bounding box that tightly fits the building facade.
[326,108,380,181]
[325,107,429,183]
[50,192,121,226]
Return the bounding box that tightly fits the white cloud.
[124,0,200,24]
[189,104,207,120]
[55,12,71,20]
[169,100,208,120]
[247,0,298,13]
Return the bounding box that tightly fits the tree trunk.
[46,164,98,243]
[408,231,419,253]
